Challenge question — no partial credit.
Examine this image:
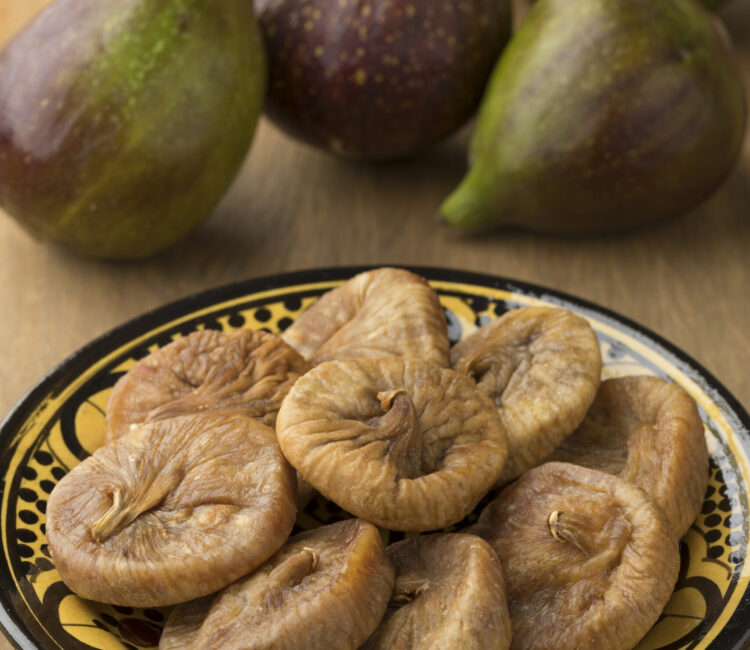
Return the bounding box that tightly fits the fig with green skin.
[0,0,266,260]
[441,0,747,233]
[255,0,512,160]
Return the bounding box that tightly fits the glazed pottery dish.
[0,267,748,649]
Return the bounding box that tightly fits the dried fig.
[547,375,708,538]
[473,462,679,650]
[451,306,601,483]
[106,329,310,442]
[158,595,213,650]
[47,412,297,606]
[281,268,450,367]
[160,519,395,649]
[363,533,511,649]
[276,357,507,531]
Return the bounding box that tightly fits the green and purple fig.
[255,0,512,160]
[0,0,266,260]
[441,0,747,233]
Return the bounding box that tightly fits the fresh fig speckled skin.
[255,0,511,160]
[0,0,266,260]
[441,0,747,233]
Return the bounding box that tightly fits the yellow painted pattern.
[58,596,128,650]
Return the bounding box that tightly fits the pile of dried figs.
[45,267,709,649]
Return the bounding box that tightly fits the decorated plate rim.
[0,264,749,650]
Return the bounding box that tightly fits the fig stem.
[548,510,563,542]
[374,389,419,439]
[547,510,590,556]
[367,389,425,478]
[390,572,430,607]
[91,488,125,543]
[440,169,494,229]
[267,548,318,592]
[91,471,182,543]
[364,389,420,443]
[256,548,318,610]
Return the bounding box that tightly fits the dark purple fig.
[255,0,512,160]
[441,0,747,233]
[0,0,266,260]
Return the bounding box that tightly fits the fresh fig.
[441,0,747,233]
[255,0,511,160]
[0,0,266,259]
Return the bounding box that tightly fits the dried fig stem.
[547,510,590,555]
[373,390,420,440]
[267,548,318,591]
[256,548,319,612]
[366,389,424,478]
[548,510,564,541]
[389,572,430,607]
[91,472,182,543]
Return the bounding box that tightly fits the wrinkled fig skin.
[282,268,451,368]
[276,357,508,531]
[255,0,511,160]
[473,462,680,650]
[47,413,297,607]
[362,534,512,650]
[105,329,310,442]
[160,520,395,649]
[451,306,602,484]
[441,0,747,233]
[0,0,266,260]
[547,376,708,538]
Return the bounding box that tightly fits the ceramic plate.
[0,266,749,649]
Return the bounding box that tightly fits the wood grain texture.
[0,1,749,647]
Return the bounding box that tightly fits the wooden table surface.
[1,1,749,648]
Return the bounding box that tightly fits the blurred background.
[0,0,748,429]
